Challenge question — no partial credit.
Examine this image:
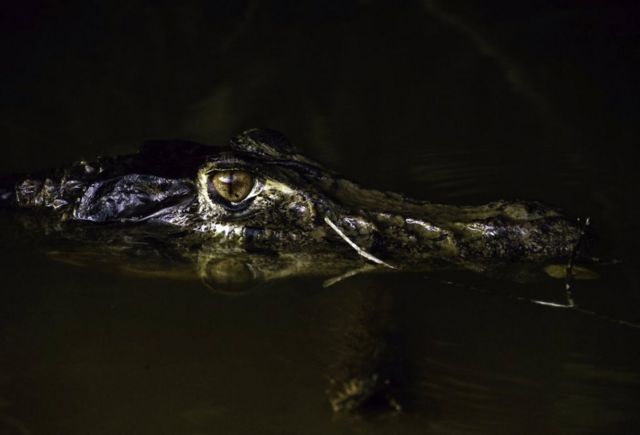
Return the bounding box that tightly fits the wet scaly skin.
[0,128,584,288]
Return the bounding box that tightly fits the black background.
[2,1,640,433]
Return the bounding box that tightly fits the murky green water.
[2,1,640,434]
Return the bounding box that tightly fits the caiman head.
[0,129,586,288]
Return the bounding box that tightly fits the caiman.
[0,128,585,289]
[0,128,590,412]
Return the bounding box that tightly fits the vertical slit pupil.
[211,171,253,202]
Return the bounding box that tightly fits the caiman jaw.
[1,128,586,268]
[311,191,585,267]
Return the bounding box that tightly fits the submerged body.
[0,129,583,281]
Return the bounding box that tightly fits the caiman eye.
[210,170,254,203]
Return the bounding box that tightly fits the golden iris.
[210,171,254,202]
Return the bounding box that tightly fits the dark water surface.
[2,1,640,434]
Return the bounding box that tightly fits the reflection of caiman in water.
[0,128,585,285]
[0,129,588,413]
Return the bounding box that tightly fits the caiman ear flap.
[230,128,326,170]
[230,128,297,159]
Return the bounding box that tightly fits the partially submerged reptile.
[0,128,591,412]
[0,128,585,287]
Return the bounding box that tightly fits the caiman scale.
[0,129,584,287]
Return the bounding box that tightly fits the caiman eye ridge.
[207,170,258,211]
